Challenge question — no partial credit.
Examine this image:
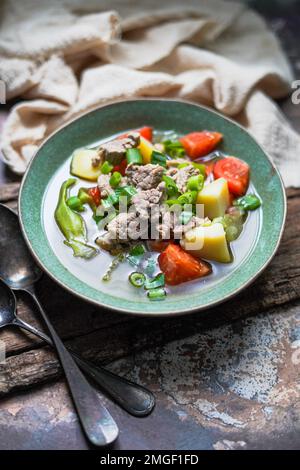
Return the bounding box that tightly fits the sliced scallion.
[126,148,143,165]
[177,191,197,205]
[129,244,146,256]
[187,174,204,192]
[144,273,165,290]
[147,287,166,301]
[162,175,180,198]
[129,272,146,288]
[163,140,185,158]
[109,171,122,188]
[233,194,261,211]
[101,161,114,174]
[151,150,167,168]
[115,185,137,202]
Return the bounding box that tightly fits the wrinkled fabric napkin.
[0,0,299,186]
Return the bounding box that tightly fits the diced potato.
[197,178,230,220]
[70,149,101,182]
[181,223,232,263]
[138,137,155,164]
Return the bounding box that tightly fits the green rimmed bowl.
[19,99,286,316]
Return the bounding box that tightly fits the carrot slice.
[213,157,249,197]
[180,131,223,159]
[137,126,153,142]
[158,244,211,286]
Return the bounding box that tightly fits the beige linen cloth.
[0,0,299,186]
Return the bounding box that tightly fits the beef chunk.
[95,183,166,252]
[96,210,148,253]
[94,132,140,167]
[166,164,200,193]
[126,164,164,190]
[132,183,166,213]
[96,212,138,253]
[106,212,139,241]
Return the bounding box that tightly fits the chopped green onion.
[101,198,112,210]
[127,245,145,268]
[66,196,85,212]
[108,192,120,205]
[122,186,138,198]
[163,140,185,158]
[187,174,204,192]
[101,161,114,174]
[166,191,197,207]
[114,186,138,206]
[179,211,193,225]
[101,193,118,209]
[147,287,166,301]
[144,273,165,290]
[129,244,146,256]
[178,191,198,205]
[162,175,180,198]
[109,171,122,188]
[129,272,146,288]
[115,185,137,201]
[126,148,143,165]
[233,194,261,211]
[151,150,167,168]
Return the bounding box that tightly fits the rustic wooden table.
[0,2,299,450]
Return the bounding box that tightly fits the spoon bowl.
[0,279,17,327]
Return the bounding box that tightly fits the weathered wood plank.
[0,187,299,396]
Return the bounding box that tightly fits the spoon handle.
[70,353,155,417]
[14,314,155,416]
[23,287,119,447]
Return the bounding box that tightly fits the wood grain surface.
[0,183,299,397]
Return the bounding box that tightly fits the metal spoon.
[0,204,154,410]
[0,203,154,417]
[0,278,119,446]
